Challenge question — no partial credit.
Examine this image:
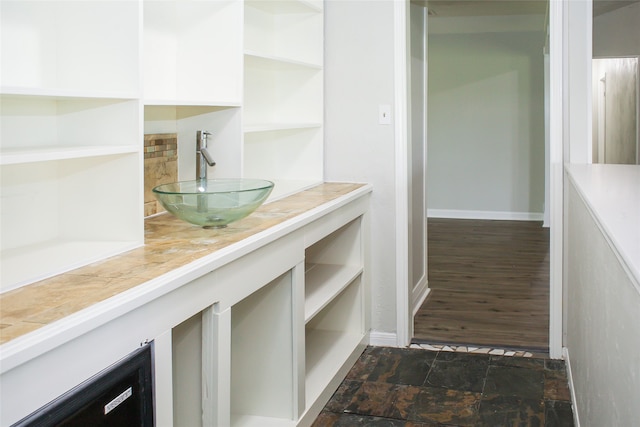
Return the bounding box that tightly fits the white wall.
[593,2,640,57]
[324,0,398,334]
[566,181,640,426]
[427,28,546,219]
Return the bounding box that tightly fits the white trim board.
[563,346,582,427]
[427,209,544,221]
[369,331,399,348]
[394,0,411,349]
[412,280,430,317]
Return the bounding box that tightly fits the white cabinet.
[0,1,143,293]
[243,0,324,199]
[1,0,325,292]
[0,185,371,427]
[303,218,368,422]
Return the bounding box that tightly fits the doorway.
[411,1,551,352]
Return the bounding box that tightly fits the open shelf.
[243,128,323,193]
[305,276,365,407]
[305,329,364,406]
[0,87,139,100]
[0,145,139,166]
[0,154,143,293]
[1,0,139,95]
[266,180,323,202]
[305,264,363,323]
[172,313,204,427]
[0,96,140,154]
[245,0,322,15]
[1,239,141,295]
[303,215,365,415]
[231,272,296,426]
[244,51,322,70]
[244,1,322,65]
[143,0,242,105]
[244,55,322,125]
[304,217,362,276]
[244,123,321,133]
[242,0,323,209]
[231,414,296,427]
[144,99,241,108]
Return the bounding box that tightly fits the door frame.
[394,0,411,346]
[394,0,568,359]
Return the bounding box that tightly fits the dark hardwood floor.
[414,218,550,350]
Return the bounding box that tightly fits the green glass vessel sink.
[153,179,274,228]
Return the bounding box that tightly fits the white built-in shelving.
[0,2,361,426]
[305,278,364,407]
[0,0,143,293]
[143,0,242,107]
[243,0,324,200]
[1,1,140,95]
[142,0,244,182]
[303,218,367,417]
[1,0,325,291]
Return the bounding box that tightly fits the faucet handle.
[201,147,216,167]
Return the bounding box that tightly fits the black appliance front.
[12,343,154,427]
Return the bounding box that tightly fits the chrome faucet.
[196,130,216,180]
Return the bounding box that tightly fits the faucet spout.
[196,130,215,180]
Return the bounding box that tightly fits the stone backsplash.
[144,133,178,217]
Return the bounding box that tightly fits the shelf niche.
[243,128,322,200]
[0,154,142,293]
[305,276,364,407]
[143,0,242,106]
[1,96,139,158]
[1,0,139,96]
[303,217,366,416]
[244,0,323,65]
[231,271,296,426]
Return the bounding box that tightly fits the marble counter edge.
[0,183,373,374]
[565,164,640,291]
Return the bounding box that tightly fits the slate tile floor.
[313,346,574,427]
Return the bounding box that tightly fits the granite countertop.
[566,164,640,287]
[0,183,367,346]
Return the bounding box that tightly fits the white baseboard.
[369,331,398,347]
[563,346,581,427]
[427,209,544,221]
